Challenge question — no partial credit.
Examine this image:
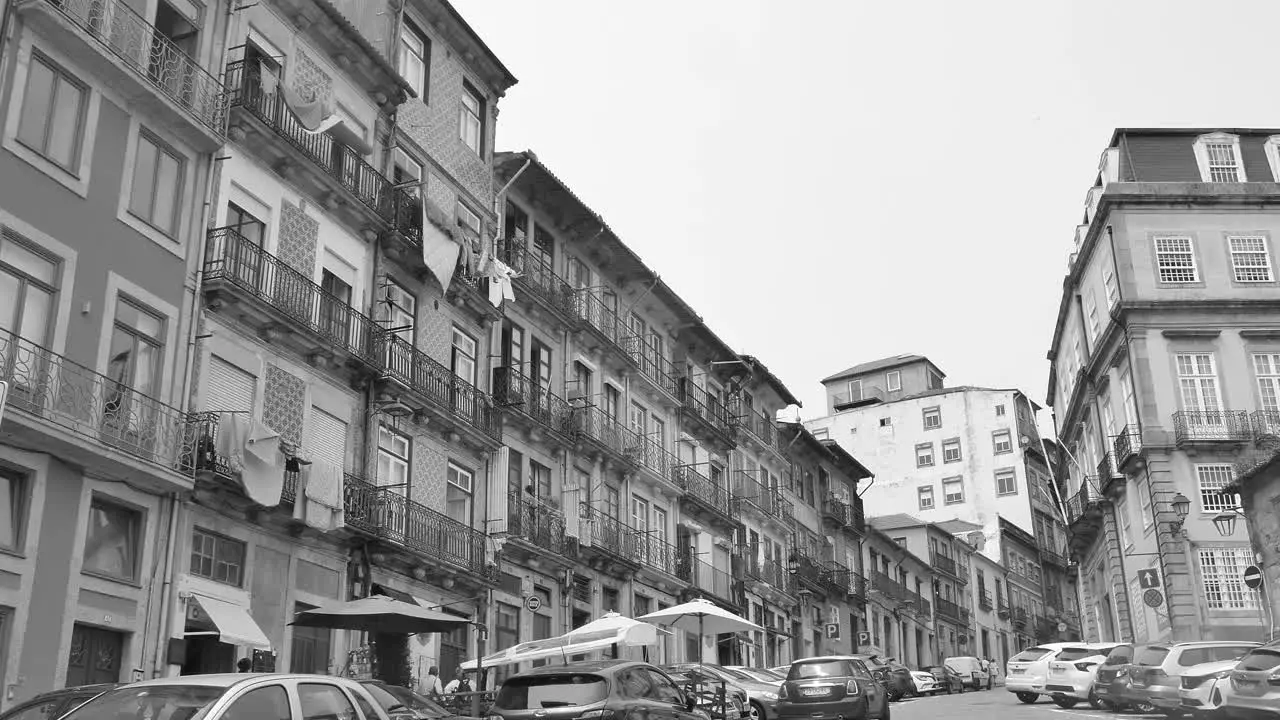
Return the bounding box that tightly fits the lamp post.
[1168,492,1192,536]
[1212,507,1247,537]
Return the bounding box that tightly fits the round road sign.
[524,595,542,612]
[1244,565,1264,590]
[1143,589,1164,608]
[1057,622,1067,633]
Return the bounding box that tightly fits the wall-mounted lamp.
[1212,507,1247,537]
[1168,492,1192,536]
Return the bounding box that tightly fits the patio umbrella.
[638,598,762,667]
[289,595,473,634]
[458,612,666,670]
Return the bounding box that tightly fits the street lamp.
[1212,507,1247,537]
[1168,492,1192,535]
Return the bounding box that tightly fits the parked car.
[1093,643,1141,711]
[492,661,706,720]
[668,664,776,720]
[775,656,891,720]
[908,670,938,696]
[667,666,750,720]
[59,674,389,720]
[0,683,119,720]
[768,666,791,679]
[944,657,990,691]
[1177,658,1241,720]
[1127,642,1258,715]
[1222,639,1280,719]
[359,680,453,720]
[727,667,785,684]
[1006,643,1078,703]
[859,658,911,701]
[1043,643,1121,709]
[922,666,965,694]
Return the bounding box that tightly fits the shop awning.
[190,595,271,649]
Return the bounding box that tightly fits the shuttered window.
[205,357,255,412]
[307,409,348,471]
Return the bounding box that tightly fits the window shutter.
[489,447,509,535]
[306,408,348,471]
[205,357,255,412]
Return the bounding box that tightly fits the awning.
[371,584,419,605]
[189,595,271,649]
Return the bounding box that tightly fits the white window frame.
[1227,235,1274,283]
[1139,477,1155,531]
[377,425,411,494]
[846,379,863,403]
[1195,464,1239,514]
[398,21,429,98]
[117,118,196,258]
[942,438,962,463]
[1264,135,1280,182]
[451,326,477,386]
[1192,132,1246,183]
[886,370,901,392]
[1153,236,1200,284]
[1255,353,1280,421]
[943,477,964,505]
[94,272,179,403]
[993,430,1013,455]
[917,485,935,510]
[460,82,484,154]
[1103,261,1119,308]
[1085,291,1100,343]
[915,443,934,468]
[1198,546,1259,611]
[995,468,1017,496]
[1117,494,1132,549]
[446,460,473,523]
[923,406,941,430]
[1176,353,1222,415]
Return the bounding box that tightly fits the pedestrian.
[424,666,444,698]
[237,658,252,673]
[444,669,473,694]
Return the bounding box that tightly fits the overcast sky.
[458,0,1280,428]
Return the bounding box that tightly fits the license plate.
[1011,668,1025,674]
[801,688,829,696]
[1096,688,1109,695]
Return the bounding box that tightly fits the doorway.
[67,625,125,686]
[181,635,235,675]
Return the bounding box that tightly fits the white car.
[1006,642,1078,704]
[1043,643,1121,708]
[910,670,940,695]
[1177,658,1239,718]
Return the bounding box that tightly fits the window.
[128,131,184,236]
[942,438,962,463]
[382,279,415,344]
[918,485,935,510]
[190,527,245,586]
[451,326,477,385]
[298,683,356,720]
[603,384,620,420]
[1154,236,1199,283]
[530,461,551,499]
[460,82,484,154]
[992,430,1013,454]
[1103,257,1119,307]
[1176,353,1221,414]
[1196,465,1238,513]
[1086,292,1100,343]
[226,203,265,247]
[1229,236,1273,283]
[943,477,964,505]
[1255,353,1280,415]
[878,417,891,427]
[0,230,59,347]
[377,425,410,493]
[290,603,332,675]
[82,497,140,581]
[1194,134,1245,183]
[995,469,1018,496]
[456,202,481,237]
[915,443,934,467]
[17,52,87,170]
[1140,477,1155,531]
[996,404,1006,417]
[107,297,166,399]
[846,379,863,403]
[0,469,26,552]
[886,370,901,392]
[927,369,944,390]
[446,462,473,524]
[572,361,592,397]
[398,21,429,98]
[392,147,423,192]
[224,685,291,720]
[530,340,552,387]
[1199,547,1259,610]
[922,407,941,429]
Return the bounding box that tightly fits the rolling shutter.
[205,356,255,412]
[306,408,348,471]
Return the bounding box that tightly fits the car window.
[848,660,873,680]
[223,686,291,720]
[1136,647,1171,666]
[789,661,851,679]
[495,674,609,709]
[5,699,62,720]
[360,684,412,719]
[61,685,227,720]
[349,686,384,720]
[646,670,685,704]
[1010,647,1051,663]
[300,683,358,720]
[1055,648,1098,662]
[1103,646,1133,665]
[1238,647,1280,672]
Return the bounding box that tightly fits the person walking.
[424,666,444,698]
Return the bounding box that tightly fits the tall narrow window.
[129,131,184,236]
[460,82,484,154]
[17,52,87,170]
[572,361,592,398]
[382,279,415,344]
[108,297,166,400]
[1176,354,1221,434]
[530,461,551,499]
[531,340,552,387]
[451,327,477,385]
[225,203,265,246]
[1085,292,1100,343]
[500,321,524,370]
[1228,236,1273,283]
[1254,354,1280,432]
[0,469,27,552]
[446,462,473,524]
[1154,236,1199,284]
[0,230,59,348]
[392,148,423,191]
[319,270,352,341]
[604,384,620,421]
[398,21,429,98]
[376,426,410,494]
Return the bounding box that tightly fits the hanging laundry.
[487,258,519,308]
[214,412,250,472]
[421,217,461,293]
[241,421,285,507]
[282,85,342,135]
[302,460,345,531]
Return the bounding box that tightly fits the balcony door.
[224,203,266,290]
[631,495,649,563]
[319,269,352,345]
[1176,353,1222,435]
[0,230,58,395]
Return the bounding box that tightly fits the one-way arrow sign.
[1138,568,1161,589]
[1244,565,1264,590]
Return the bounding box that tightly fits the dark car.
[776,656,890,720]
[0,684,119,720]
[491,660,703,720]
[667,667,748,720]
[359,680,454,720]
[922,666,965,694]
[858,657,910,702]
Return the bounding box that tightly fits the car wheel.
[749,702,764,720]
[1134,702,1157,714]
[1089,690,1103,710]
[1053,697,1079,709]
[1016,692,1039,704]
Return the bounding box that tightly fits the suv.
[1006,642,1077,703]
[491,661,702,720]
[776,656,891,720]
[1223,639,1280,719]
[944,657,990,691]
[1094,644,1149,712]
[1043,643,1121,709]
[1127,641,1258,714]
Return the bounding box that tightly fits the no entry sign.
[1244,565,1264,590]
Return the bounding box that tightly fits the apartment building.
[0,0,230,702]
[805,356,1078,642]
[861,525,934,667]
[1047,128,1276,643]
[959,526,1015,667]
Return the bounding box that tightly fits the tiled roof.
[869,513,925,531]
[821,354,933,384]
[934,519,983,534]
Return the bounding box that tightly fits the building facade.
[1046,128,1274,644]
[861,526,934,667]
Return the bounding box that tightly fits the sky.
[456,0,1280,428]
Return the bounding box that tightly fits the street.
[891,690,1162,720]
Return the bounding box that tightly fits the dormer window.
[1192,133,1246,182]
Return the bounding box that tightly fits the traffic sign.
[1143,589,1164,608]
[825,622,840,640]
[1138,568,1161,590]
[857,631,871,645]
[524,595,542,612]
[1244,565,1264,590]
[1057,622,1067,633]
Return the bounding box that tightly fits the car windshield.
[735,669,780,683]
[1176,646,1256,667]
[1010,647,1052,663]
[61,685,226,720]
[1103,646,1133,665]
[495,674,608,710]
[1136,647,1171,666]
[363,683,448,719]
[1239,646,1280,672]
[719,668,757,683]
[789,661,852,679]
[1055,647,1099,662]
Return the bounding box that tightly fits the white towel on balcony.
[214,412,249,472]
[303,459,344,531]
[486,258,518,308]
[282,85,342,135]
[422,218,461,293]
[241,420,284,506]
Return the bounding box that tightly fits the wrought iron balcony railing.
[1173,410,1252,444]
[340,474,488,576]
[578,503,640,564]
[626,335,679,398]
[226,60,393,220]
[1098,453,1120,483]
[1039,544,1068,568]
[979,589,993,611]
[1064,480,1103,527]
[676,378,736,441]
[934,596,969,625]
[373,334,500,441]
[760,557,792,593]
[631,435,681,484]
[573,289,633,360]
[930,551,959,578]
[635,532,680,577]
[905,587,930,616]
[507,490,566,553]
[1012,606,1029,627]
[676,551,734,603]
[870,571,908,603]
[492,365,572,436]
[822,494,853,527]
[672,465,733,519]
[342,473,381,535]
[495,236,579,320]
[46,0,228,134]
[204,227,382,365]
[1,327,199,474]
[1113,424,1142,466]
[1253,409,1280,438]
[571,404,642,465]
[792,550,826,588]
[822,561,852,598]
[731,473,793,524]
[741,409,783,453]
[849,499,866,533]
[845,571,868,601]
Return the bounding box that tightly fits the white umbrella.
[459,612,665,670]
[638,598,762,667]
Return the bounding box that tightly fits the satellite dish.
[1019,435,1033,447]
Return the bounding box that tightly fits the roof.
[1108,127,1280,146]
[778,423,872,479]
[819,438,873,480]
[934,519,983,534]
[821,354,939,385]
[741,355,802,407]
[869,514,926,531]
[435,0,519,92]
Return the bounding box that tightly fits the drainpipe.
[153,490,184,678]
[493,154,534,238]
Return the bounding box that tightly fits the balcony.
[1173,410,1252,447]
[740,409,784,457]
[0,327,199,489]
[1253,410,1280,440]
[731,473,793,527]
[1065,481,1105,543]
[792,550,828,595]
[978,589,993,611]
[578,504,641,570]
[758,558,793,595]
[634,532,681,581]
[203,227,382,371]
[373,334,501,448]
[822,561,853,599]
[833,387,885,410]
[822,494,854,528]
[627,337,681,405]
[870,571,909,603]
[1039,544,1069,569]
[571,404,642,470]
[1113,425,1143,469]
[845,571,868,603]
[630,436,682,492]
[341,475,492,583]
[1097,453,1124,495]
[492,366,573,442]
[676,378,737,449]
[506,491,566,556]
[224,60,395,233]
[996,597,1010,620]
[1012,606,1029,629]
[673,465,735,530]
[676,552,736,608]
[573,290,637,373]
[935,596,969,625]
[905,587,930,616]
[18,0,227,149]
[494,236,579,327]
[930,551,960,579]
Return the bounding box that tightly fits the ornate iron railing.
[635,532,680,576]
[822,561,852,598]
[846,571,867,601]
[46,0,227,134]
[507,490,566,553]
[1253,410,1280,438]
[979,589,993,611]
[390,188,422,248]
[572,289,631,357]
[760,557,792,593]
[495,236,579,319]
[225,59,393,219]
[367,486,488,574]
[1097,453,1119,482]
[204,227,381,365]
[0,326,199,474]
[342,473,383,535]
[373,333,500,441]
[905,587,930,616]
[492,365,572,436]
[1114,424,1142,464]
[631,435,680,483]
[870,571,908,602]
[930,551,959,578]
[672,464,732,518]
[849,498,866,533]
[626,334,679,397]
[731,472,792,523]
[677,378,736,440]
[1064,481,1103,526]
[742,409,782,453]
[1173,410,1252,444]
[1040,544,1068,568]
[822,494,853,526]
[571,404,641,463]
[792,550,826,588]
[1012,606,1029,628]
[676,551,734,602]
[935,596,967,624]
[578,503,640,563]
